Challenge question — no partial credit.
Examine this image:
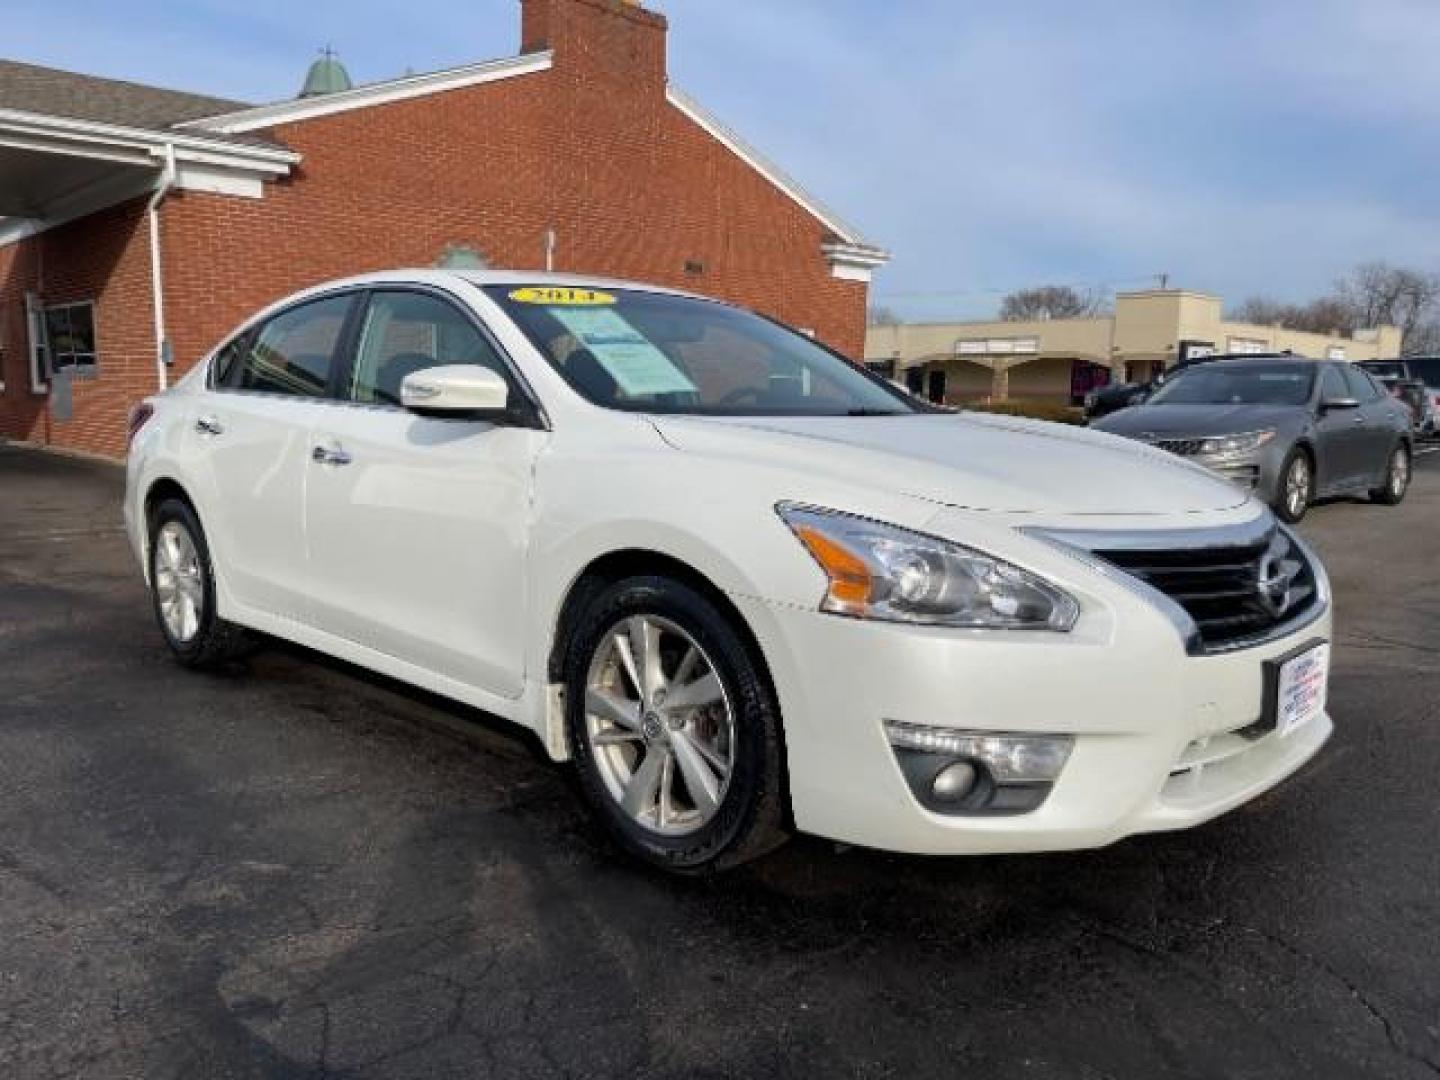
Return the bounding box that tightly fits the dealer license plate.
[1274,643,1330,737]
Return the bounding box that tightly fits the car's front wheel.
[564,575,788,872]
[1274,448,1313,524]
[148,497,252,669]
[1370,443,1411,506]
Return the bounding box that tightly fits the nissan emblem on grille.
[1256,542,1300,618]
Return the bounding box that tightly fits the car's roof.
[307,267,714,303]
[1201,356,1320,368]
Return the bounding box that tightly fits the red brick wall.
[0,199,159,455]
[0,0,869,458]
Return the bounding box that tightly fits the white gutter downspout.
[146,143,177,390]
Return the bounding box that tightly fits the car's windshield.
[1361,362,1406,381]
[486,285,919,416]
[1146,364,1315,407]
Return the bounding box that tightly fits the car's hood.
[650,412,1248,515]
[1094,402,1302,438]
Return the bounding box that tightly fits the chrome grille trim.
[1024,516,1329,655]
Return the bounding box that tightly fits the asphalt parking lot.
[2,443,1438,1080]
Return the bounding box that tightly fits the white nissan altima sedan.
[124,270,1334,871]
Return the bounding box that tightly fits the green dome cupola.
[299,47,353,98]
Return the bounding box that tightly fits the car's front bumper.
[732,513,1332,856]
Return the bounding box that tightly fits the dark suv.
[1360,359,1439,437]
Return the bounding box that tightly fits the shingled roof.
[0,59,281,147]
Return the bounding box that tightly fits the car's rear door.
[303,286,546,699]
[187,291,360,623]
[1343,365,1399,484]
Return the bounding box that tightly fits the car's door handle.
[195,415,224,436]
[311,444,352,466]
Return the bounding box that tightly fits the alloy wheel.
[1390,447,1410,498]
[154,521,204,643]
[1285,457,1310,519]
[583,614,735,837]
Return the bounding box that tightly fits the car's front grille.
[1153,437,1206,457]
[1090,528,1319,651]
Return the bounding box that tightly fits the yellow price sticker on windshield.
[509,287,616,306]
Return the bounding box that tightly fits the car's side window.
[1319,366,1348,402]
[1341,364,1380,403]
[209,330,254,388]
[347,290,511,407]
[236,294,355,398]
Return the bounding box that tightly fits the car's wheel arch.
[543,546,792,822]
[141,477,199,580]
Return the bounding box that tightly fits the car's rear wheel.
[563,575,787,872]
[148,498,252,669]
[1275,449,1313,524]
[1371,443,1411,505]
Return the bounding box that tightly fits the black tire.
[563,575,788,872]
[147,497,253,669]
[1370,442,1411,505]
[1274,448,1313,524]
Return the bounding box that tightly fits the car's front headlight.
[778,504,1079,630]
[1197,429,1276,457]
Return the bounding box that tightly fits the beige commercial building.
[865,289,1403,406]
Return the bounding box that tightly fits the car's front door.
[187,292,359,623]
[1312,363,1367,491]
[303,288,545,698]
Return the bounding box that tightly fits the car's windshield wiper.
[845,408,905,416]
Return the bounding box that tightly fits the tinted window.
[348,291,510,406]
[1319,365,1348,403]
[1147,363,1315,407]
[211,332,249,387]
[238,295,354,397]
[1341,365,1381,402]
[1362,361,1406,381]
[1404,357,1440,388]
[486,286,917,416]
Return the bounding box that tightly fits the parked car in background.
[1093,358,1412,523]
[125,270,1335,872]
[1360,359,1439,438]
[1083,352,1232,421]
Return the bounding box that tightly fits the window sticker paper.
[550,307,697,396]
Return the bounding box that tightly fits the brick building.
[0,0,887,458]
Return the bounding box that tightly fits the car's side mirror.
[401,365,511,420]
[1320,396,1360,413]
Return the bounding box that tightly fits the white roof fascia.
[0,109,299,174]
[181,51,554,135]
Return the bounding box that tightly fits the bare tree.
[1335,262,1440,350]
[867,304,902,327]
[1229,296,1294,327]
[999,285,1105,322]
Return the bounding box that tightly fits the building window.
[45,302,98,376]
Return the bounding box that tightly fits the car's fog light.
[884,721,1073,782]
[931,760,979,802]
[885,721,1073,816]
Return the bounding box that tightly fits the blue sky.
[9,0,1439,319]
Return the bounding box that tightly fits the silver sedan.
[1093,358,1413,522]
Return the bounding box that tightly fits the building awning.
[0,109,298,240]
